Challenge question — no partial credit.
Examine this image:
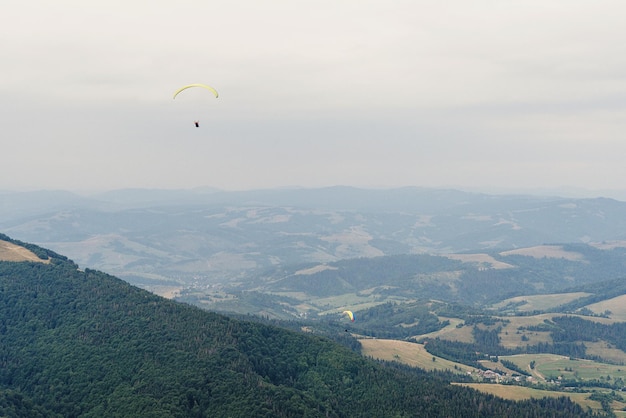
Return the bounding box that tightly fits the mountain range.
[3,187,626,295]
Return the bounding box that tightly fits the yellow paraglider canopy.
[173,84,219,99]
[342,310,355,322]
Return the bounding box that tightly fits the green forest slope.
[0,235,598,417]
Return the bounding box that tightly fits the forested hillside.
[183,244,626,319]
[0,236,598,417]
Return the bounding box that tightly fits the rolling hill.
[3,187,626,296]
[179,242,626,322]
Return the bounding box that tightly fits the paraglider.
[342,310,355,322]
[173,83,219,99]
[173,84,219,127]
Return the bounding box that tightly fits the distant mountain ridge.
[3,187,626,293]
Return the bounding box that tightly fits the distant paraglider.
[342,310,355,322]
[173,84,219,127]
[173,84,219,99]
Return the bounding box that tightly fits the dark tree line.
[550,316,626,353]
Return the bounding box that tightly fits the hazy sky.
[3,1,626,197]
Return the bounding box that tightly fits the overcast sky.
[3,1,626,198]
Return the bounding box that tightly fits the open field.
[412,316,476,344]
[412,317,470,341]
[359,338,471,374]
[497,314,556,349]
[586,341,626,365]
[499,245,585,261]
[590,240,626,250]
[586,294,626,321]
[418,313,605,349]
[490,292,591,313]
[147,286,183,299]
[424,313,621,349]
[294,264,338,275]
[0,240,48,263]
[500,353,626,382]
[456,383,617,413]
[422,314,555,348]
[496,313,619,349]
[445,253,514,269]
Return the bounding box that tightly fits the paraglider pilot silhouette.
[172,84,218,128]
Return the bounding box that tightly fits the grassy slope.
[490,292,592,312]
[455,383,612,412]
[500,354,626,382]
[0,239,48,263]
[586,294,626,321]
[359,338,472,374]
